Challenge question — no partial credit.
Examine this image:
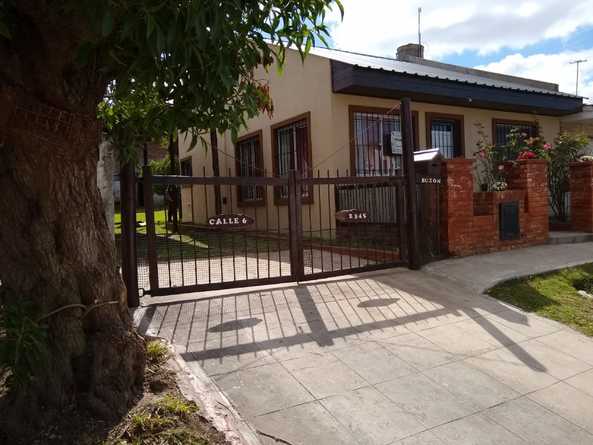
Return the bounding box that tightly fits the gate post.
[401,98,421,269]
[288,170,304,281]
[143,166,160,294]
[120,161,139,307]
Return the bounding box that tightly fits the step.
[547,231,593,245]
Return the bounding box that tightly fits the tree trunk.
[0,87,145,431]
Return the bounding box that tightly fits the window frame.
[491,118,538,147]
[234,129,266,207]
[425,112,465,158]
[348,105,419,176]
[271,112,313,205]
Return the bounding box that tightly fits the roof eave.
[331,61,583,117]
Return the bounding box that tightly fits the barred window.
[351,107,418,176]
[426,113,464,159]
[272,113,312,202]
[493,119,538,159]
[235,132,264,205]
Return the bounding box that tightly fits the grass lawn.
[115,209,288,260]
[114,210,398,262]
[114,209,168,236]
[488,263,593,337]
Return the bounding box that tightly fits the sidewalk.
[424,242,593,294]
[135,242,593,445]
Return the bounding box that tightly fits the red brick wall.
[440,159,549,256]
[570,161,593,232]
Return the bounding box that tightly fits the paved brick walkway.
[136,259,593,445]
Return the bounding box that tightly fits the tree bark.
[0,4,146,431]
[0,87,145,431]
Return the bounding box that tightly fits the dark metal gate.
[121,98,442,301]
[138,169,408,296]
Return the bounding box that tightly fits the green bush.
[0,299,48,390]
[573,277,593,293]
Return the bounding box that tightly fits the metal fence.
[138,169,408,296]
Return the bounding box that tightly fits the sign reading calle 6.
[335,209,369,223]
[208,214,254,228]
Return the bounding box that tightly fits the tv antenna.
[417,7,422,56]
[569,59,588,96]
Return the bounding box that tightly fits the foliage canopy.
[0,0,343,158]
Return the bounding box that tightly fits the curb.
[168,345,262,445]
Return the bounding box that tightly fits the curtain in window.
[430,120,456,159]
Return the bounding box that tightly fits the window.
[180,158,193,176]
[493,119,538,159]
[272,113,312,203]
[426,113,464,159]
[350,106,418,176]
[235,130,265,205]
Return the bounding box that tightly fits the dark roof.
[309,47,580,99]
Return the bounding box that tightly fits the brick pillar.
[440,159,475,256]
[505,160,549,242]
[570,161,593,232]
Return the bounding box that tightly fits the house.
[177,43,584,231]
[561,104,593,152]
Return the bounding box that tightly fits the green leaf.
[305,35,313,55]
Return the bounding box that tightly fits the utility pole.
[569,59,588,96]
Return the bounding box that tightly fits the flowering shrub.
[549,131,589,222]
[517,150,536,160]
[504,127,551,161]
[474,123,508,191]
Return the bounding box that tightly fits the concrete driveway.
[137,261,593,444]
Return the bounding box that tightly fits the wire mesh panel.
[301,172,406,279]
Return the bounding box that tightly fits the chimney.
[396,43,424,60]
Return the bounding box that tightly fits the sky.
[325,0,593,102]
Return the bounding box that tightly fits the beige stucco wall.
[178,49,337,233]
[561,121,593,153]
[179,47,563,229]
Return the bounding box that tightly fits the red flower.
[517,150,536,160]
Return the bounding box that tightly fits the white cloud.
[477,51,593,101]
[328,0,593,59]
